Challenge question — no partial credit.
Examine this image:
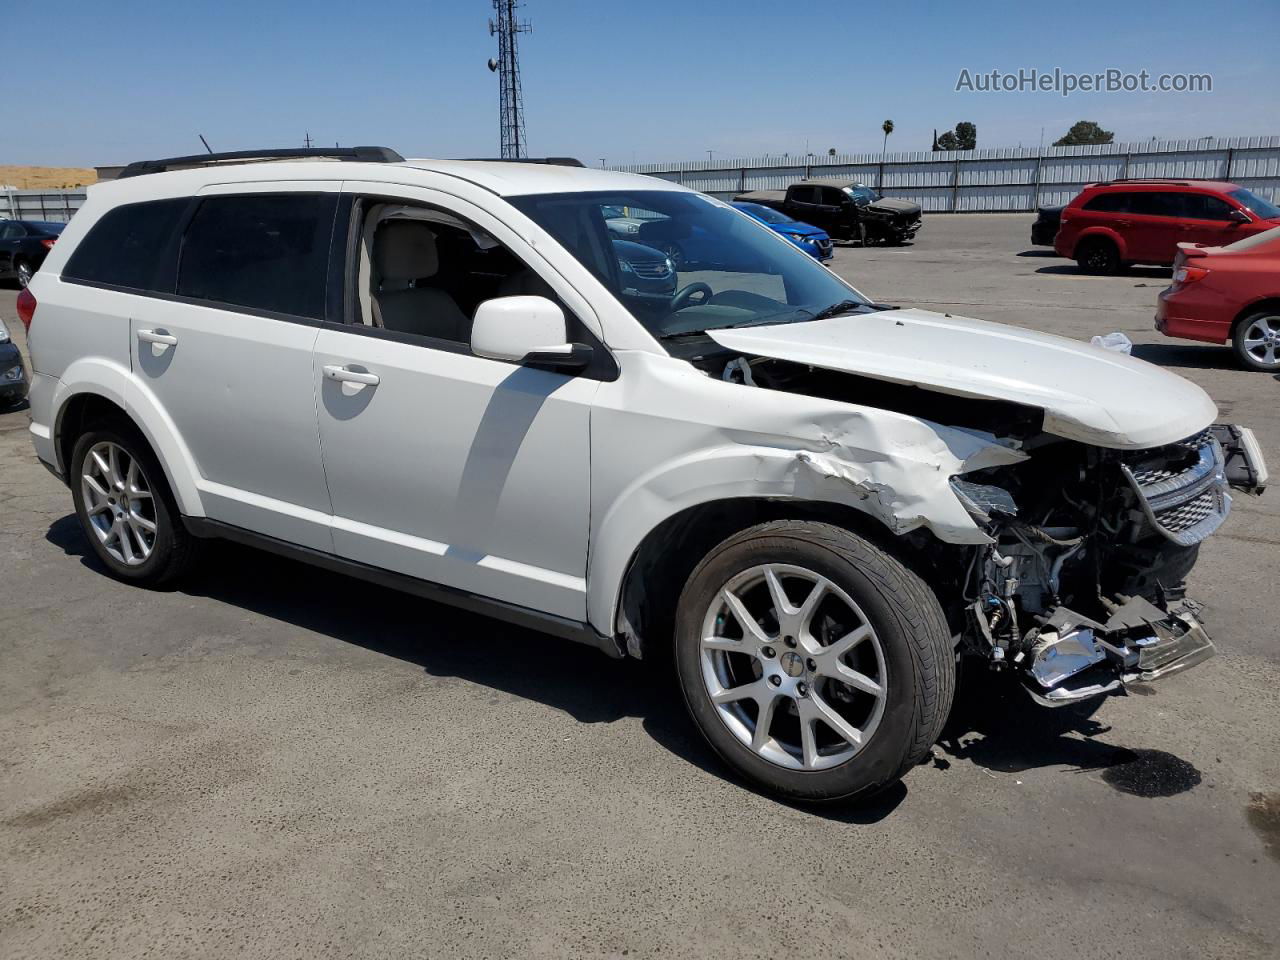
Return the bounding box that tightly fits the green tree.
[881,119,894,155]
[955,121,977,150]
[1053,121,1115,147]
[827,147,837,156]
[936,131,960,151]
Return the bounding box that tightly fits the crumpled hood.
[866,197,921,218]
[708,308,1217,450]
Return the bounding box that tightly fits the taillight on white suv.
[16,287,37,332]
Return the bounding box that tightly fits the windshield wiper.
[806,299,869,323]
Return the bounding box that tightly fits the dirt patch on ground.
[0,166,97,189]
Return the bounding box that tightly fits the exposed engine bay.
[698,348,1269,705]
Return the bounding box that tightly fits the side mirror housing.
[471,295,592,370]
[1228,208,1251,223]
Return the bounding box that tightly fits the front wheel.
[674,521,954,803]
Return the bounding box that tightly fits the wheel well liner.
[56,393,133,472]
[1233,297,1280,333]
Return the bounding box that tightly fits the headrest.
[374,220,439,282]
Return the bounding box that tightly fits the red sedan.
[1156,226,1280,371]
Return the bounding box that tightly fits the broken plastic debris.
[1090,331,1132,354]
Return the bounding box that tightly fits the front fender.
[585,355,1028,634]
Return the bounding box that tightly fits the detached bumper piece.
[1021,596,1215,707]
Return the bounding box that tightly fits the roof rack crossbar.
[118,146,404,179]
[457,157,585,167]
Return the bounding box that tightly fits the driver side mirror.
[1228,208,1251,223]
[471,295,593,370]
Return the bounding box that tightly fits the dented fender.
[585,351,1027,634]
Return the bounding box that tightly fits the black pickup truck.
[733,179,922,245]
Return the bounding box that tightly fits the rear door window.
[790,186,819,204]
[177,193,337,320]
[62,198,189,290]
[1128,192,1183,217]
[1082,192,1132,213]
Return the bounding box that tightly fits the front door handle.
[137,329,178,346]
[322,364,380,387]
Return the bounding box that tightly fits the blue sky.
[19,0,1280,167]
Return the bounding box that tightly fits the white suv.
[21,147,1267,803]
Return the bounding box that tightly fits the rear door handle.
[137,329,178,346]
[322,364,380,386]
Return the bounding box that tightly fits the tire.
[1231,309,1280,372]
[674,520,954,803]
[70,423,199,586]
[15,259,33,288]
[1075,238,1120,275]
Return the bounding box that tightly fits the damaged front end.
[953,425,1267,705]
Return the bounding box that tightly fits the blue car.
[731,201,833,262]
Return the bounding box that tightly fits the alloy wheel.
[16,261,32,288]
[81,441,158,566]
[699,563,887,771]
[1241,315,1280,369]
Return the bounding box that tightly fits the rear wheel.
[15,259,33,288]
[1232,310,1280,371]
[1076,238,1120,275]
[674,521,954,803]
[70,425,198,585]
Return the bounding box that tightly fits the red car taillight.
[40,237,56,251]
[16,287,36,332]
[1173,265,1209,285]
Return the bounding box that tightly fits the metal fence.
[608,135,1280,212]
[1,189,87,222]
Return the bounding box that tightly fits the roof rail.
[457,157,585,167]
[1095,177,1202,186]
[118,146,405,179]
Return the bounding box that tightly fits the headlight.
[618,259,634,274]
[0,325,9,344]
[4,365,24,382]
[787,233,810,243]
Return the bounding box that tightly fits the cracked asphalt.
[2,214,1278,959]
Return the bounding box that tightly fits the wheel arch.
[1072,226,1126,261]
[52,364,204,516]
[1231,296,1280,334]
[602,495,951,661]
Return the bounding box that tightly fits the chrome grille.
[1153,487,1221,534]
[1122,430,1230,547]
[629,260,672,279]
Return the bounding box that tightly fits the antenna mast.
[488,0,530,159]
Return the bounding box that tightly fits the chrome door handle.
[322,364,380,386]
[137,329,178,346]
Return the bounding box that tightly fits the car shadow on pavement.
[1130,342,1235,370]
[43,517,906,821]
[1034,264,1171,278]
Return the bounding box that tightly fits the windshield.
[846,186,879,206]
[509,190,872,340]
[733,202,794,225]
[1230,189,1280,221]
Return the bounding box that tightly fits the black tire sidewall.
[1077,238,1118,275]
[675,527,935,803]
[69,427,182,583]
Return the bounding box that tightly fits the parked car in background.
[731,201,833,261]
[0,220,65,288]
[1054,179,1280,274]
[0,317,28,407]
[734,179,921,245]
[612,237,678,300]
[1030,205,1063,246]
[1156,226,1280,371]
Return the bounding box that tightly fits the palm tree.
[882,119,894,156]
